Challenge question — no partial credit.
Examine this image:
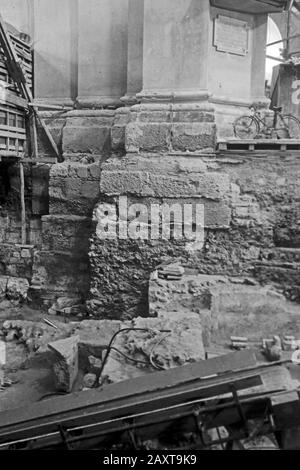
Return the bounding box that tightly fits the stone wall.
[0,162,45,305]
[88,149,300,318]
[0,243,34,280]
[1,106,299,316]
[29,110,116,306]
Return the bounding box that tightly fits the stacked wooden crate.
[0,32,32,160]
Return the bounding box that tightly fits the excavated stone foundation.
[0,109,299,333]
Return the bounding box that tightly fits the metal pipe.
[266,33,300,48]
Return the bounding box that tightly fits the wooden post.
[287,9,291,57]
[19,161,26,245]
[31,112,38,159]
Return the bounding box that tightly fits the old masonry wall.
[0,107,299,318]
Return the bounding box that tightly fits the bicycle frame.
[251,109,288,136]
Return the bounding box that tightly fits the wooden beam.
[19,161,26,244]
[28,102,72,111]
[22,157,57,164]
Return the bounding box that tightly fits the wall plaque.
[214,15,249,56]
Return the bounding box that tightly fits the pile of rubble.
[0,277,29,305]
[47,296,86,317]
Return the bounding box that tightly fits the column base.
[126,91,216,153]
[120,93,140,106]
[34,97,75,108]
[211,95,271,140]
[76,95,123,109]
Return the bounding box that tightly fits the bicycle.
[233,105,300,140]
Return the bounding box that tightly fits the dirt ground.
[1,299,300,414]
[0,302,74,411]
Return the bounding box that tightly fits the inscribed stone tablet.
[214,15,249,56]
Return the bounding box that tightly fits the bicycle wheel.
[233,116,259,139]
[276,115,300,139]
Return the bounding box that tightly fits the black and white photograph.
[0,0,300,456]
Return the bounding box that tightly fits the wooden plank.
[19,161,26,244]
[0,151,24,158]
[9,33,31,51]
[0,376,265,450]
[221,139,300,145]
[0,130,26,139]
[0,91,28,109]
[0,372,263,445]
[22,157,57,164]
[0,16,32,102]
[0,104,24,115]
[0,350,258,430]
[28,102,72,111]
[0,124,25,133]
[30,112,38,160]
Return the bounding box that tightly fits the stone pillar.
[126,0,216,154]
[77,0,129,108]
[208,6,270,138]
[251,14,269,103]
[141,0,210,99]
[33,0,75,106]
[121,0,144,106]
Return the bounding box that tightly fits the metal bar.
[266,33,300,47]
[266,55,284,62]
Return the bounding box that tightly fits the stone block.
[63,123,111,155]
[111,126,126,153]
[49,177,100,216]
[145,172,230,199]
[88,163,101,180]
[41,215,92,252]
[100,170,230,200]
[100,170,144,196]
[171,122,217,151]
[31,250,90,302]
[126,122,171,153]
[99,312,205,386]
[21,249,32,259]
[172,110,215,123]
[204,201,231,228]
[48,335,79,392]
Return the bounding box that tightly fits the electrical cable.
[97,327,172,383]
[108,346,149,366]
[149,332,171,371]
